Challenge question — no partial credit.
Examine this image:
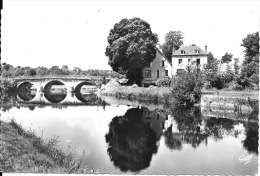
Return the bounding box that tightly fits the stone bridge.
[13,76,110,103]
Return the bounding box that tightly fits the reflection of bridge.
[14,76,109,104]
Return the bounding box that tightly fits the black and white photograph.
[0,0,259,175]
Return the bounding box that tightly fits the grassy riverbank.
[99,80,173,104]
[99,80,259,104]
[0,120,90,173]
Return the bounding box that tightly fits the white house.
[172,44,208,75]
[142,47,172,86]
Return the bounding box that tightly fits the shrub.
[210,74,224,89]
[172,67,203,107]
[228,81,244,90]
[155,77,171,87]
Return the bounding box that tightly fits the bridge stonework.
[14,76,109,103]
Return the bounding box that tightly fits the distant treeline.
[0,63,125,78]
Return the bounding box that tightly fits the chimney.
[205,45,208,53]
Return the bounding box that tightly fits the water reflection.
[105,107,160,173]
[170,107,209,148]
[43,80,67,103]
[105,105,259,173]
[0,91,259,174]
[243,123,258,154]
[17,82,36,101]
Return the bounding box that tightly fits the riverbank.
[99,80,259,103]
[0,120,90,173]
[99,79,173,104]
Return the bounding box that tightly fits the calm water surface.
[0,94,258,175]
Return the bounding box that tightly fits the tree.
[161,31,183,62]
[221,52,233,63]
[48,66,63,75]
[28,69,36,76]
[36,66,48,76]
[172,67,203,107]
[233,58,240,75]
[241,32,259,61]
[61,65,70,75]
[203,52,219,88]
[239,32,259,88]
[105,17,158,85]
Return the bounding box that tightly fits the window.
[162,61,165,67]
[188,58,191,62]
[178,59,182,65]
[144,70,151,78]
[165,70,168,76]
[196,58,200,66]
[195,50,200,54]
[181,50,185,54]
[157,70,160,78]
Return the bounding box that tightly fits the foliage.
[238,32,259,89]
[233,58,240,75]
[209,74,224,89]
[241,32,259,59]
[105,17,158,85]
[0,63,124,79]
[228,81,244,90]
[155,77,171,87]
[172,67,203,107]
[202,52,219,88]
[161,31,183,62]
[221,52,233,63]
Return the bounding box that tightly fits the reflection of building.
[141,107,169,139]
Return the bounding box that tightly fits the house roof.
[156,47,172,65]
[172,44,207,56]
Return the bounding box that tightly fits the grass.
[0,120,91,173]
[100,79,172,104]
[100,79,259,105]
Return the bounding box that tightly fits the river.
[0,91,258,175]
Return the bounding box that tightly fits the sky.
[2,0,260,70]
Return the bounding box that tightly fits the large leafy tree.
[239,32,259,88]
[105,18,158,85]
[161,31,183,62]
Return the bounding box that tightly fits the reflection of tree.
[28,105,35,111]
[248,99,259,121]
[0,89,18,112]
[243,123,258,155]
[164,125,182,150]
[105,108,158,173]
[205,118,236,140]
[170,107,208,148]
[17,82,36,101]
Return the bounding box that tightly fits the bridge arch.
[43,80,67,103]
[74,81,97,103]
[17,81,36,101]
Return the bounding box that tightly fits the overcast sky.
[2,0,260,70]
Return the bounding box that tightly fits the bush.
[172,68,203,107]
[210,74,224,89]
[228,81,244,90]
[155,77,171,87]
